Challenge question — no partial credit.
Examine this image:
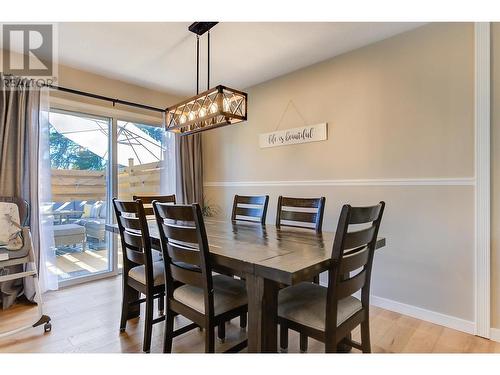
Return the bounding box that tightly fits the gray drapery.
[175,133,204,206]
[0,75,40,309]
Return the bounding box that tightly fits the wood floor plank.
[0,276,499,353]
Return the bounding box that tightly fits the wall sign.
[259,123,328,148]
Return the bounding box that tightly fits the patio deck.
[53,247,123,280]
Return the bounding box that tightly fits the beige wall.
[203,23,476,322]
[54,63,181,114]
[491,23,500,329]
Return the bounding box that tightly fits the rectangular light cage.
[165,85,247,136]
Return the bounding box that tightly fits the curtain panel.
[0,76,55,308]
[175,133,204,206]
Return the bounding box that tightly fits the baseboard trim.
[204,177,476,188]
[369,295,475,335]
[490,328,500,343]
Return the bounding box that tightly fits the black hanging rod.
[46,84,166,113]
[188,22,218,36]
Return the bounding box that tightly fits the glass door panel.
[115,121,166,272]
[48,110,112,282]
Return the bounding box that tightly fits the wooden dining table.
[105,219,386,353]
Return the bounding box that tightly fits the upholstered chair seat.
[173,274,247,315]
[128,260,165,286]
[278,282,362,331]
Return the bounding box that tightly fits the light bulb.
[188,112,195,121]
[223,98,230,112]
[179,115,187,124]
[209,103,218,114]
[199,108,207,118]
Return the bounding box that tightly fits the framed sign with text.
[259,123,328,148]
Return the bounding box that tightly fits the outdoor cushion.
[53,224,86,236]
[128,261,165,286]
[0,202,23,251]
[76,218,105,226]
[81,204,92,218]
[98,202,107,219]
[173,274,247,315]
[278,282,362,331]
[90,201,103,218]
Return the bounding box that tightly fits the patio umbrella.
[49,112,164,166]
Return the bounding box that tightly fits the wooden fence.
[51,160,162,202]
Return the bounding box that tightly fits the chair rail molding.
[204,177,476,187]
[474,22,491,338]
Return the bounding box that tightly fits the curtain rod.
[46,84,166,113]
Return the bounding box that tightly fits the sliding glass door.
[45,108,172,285]
[48,110,113,284]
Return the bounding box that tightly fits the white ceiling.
[53,22,424,96]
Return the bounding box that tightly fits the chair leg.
[360,320,371,353]
[240,313,247,329]
[163,310,174,353]
[143,296,154,353]
[158,294,165,316]
[300,333,308,353]
[279,324,288,353]
[325,335,338,353]
[217,322,226,343]
[120,284,139,332]
[205,324,215,353]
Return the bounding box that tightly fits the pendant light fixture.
[165,22,248,136]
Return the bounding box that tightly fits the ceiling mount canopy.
[166,22,248,136]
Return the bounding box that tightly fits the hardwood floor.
[1,276,499,353]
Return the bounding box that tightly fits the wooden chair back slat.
[348,205,383,224]
[343,226,376,250]
[126,248,146,265]
[114,200,139,213]
[281,197,322,208]
[276,196,326,232]
[143,207,154,216]
[133,195,176,205]
[170,263,204,288]
[119,216,142,231]
[231,195,269,224]
[279,210,317,223]
[236,196,267,205]
[235,206,264,218]
[122,230,144,250]
[156,203,195,222]
[167,242,202,266]
[162,222,198,244]
[336,269,367,300]
[339,247,369,274]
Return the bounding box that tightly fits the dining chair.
[113,198,166,353]
[133,194,176,218]
[276,196,325,283]
[278,202,385,353]
[275,196,326,349]
[153,201,249,353]
[231,194,269,225]
[230,194,269,329]
[276,196,326,232]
